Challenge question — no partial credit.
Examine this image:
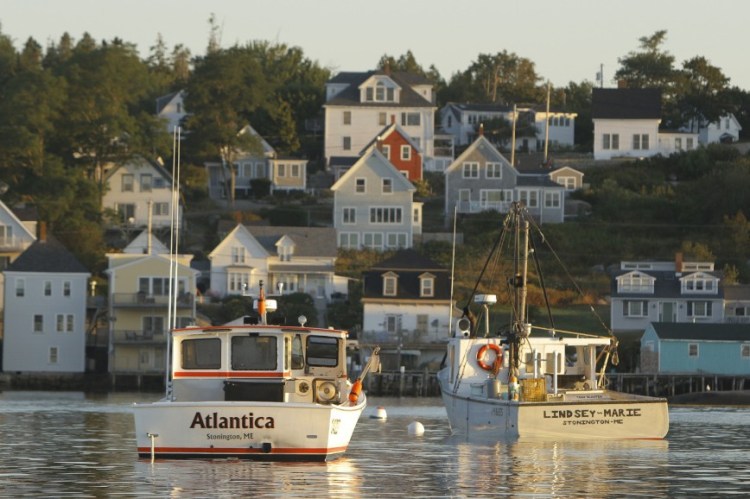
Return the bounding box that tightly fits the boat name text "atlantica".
[190,412,276,429]
[542,408,641,419]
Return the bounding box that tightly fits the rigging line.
[528,227,555,334]
[525,214,613,337]
[464,209,514,311]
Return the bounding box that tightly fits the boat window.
[231,335,277,371]
[291,335,304,369]
[306,336,339,367]
[181,338,221,369]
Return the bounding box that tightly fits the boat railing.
[112,329,167,344]
[360,329,449,345]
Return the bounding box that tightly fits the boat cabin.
[170,326,350,405]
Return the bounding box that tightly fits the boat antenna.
[165,125,181,397]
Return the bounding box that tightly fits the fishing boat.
[437,202,669,439]
[133,282,378,460]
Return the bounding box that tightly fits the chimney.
[376,135,383,152]
[38,221,47,242]
[617,79,628,89]
[478,123,484,136]
[675,252,683,272]
[390,114,396,125]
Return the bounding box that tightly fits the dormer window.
[617,272,654,293]
[419,273,435,297]
[682,273,717,294]
[383,272,398,296]
[276,235,295,262]
[365,80,396,103]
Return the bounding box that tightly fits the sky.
[3,0,750,90]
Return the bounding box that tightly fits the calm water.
[0,391,749,497]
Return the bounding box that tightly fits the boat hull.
[440,387,668,440]
[133,398,365,461]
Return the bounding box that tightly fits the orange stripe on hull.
[173,371,290,378]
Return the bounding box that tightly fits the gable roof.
[648,322,750,342]
[325,70,434,108]
[360,122,423,155]
[330,148,415,192]
[155,90,183,114]
[124,230,169,255]
[371,248,444,271]
[0,200,36,240]
[445,135,512,175]
[362,249,451,300]
[246,226,338,258]
[7,235,88,274]
[592,88,662,120]
[102,155,174,184]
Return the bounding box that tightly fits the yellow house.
[105,243,197,377]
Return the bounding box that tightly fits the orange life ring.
[476,344,503,372]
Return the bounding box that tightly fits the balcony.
[111,292,194,308]
[112,329,168,345]
[456,200,512,214]
[0,236,32,252]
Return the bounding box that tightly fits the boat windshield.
[181,338,221,369]
[231,335,277,370]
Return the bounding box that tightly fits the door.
[659,302,676,322]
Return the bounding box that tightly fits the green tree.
[446,51,542,104]
[675,56,732,129]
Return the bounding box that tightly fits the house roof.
[330,148,415,192]
[648,322,750,342]
[445,135,513,175]
[155,90,183,114]
[102,155,174,184]
[7,234,88,274]
[723,284,750,301]
[591,88,662,120]
[362,249,451,301]
[325,70,434,108]
[360,122,423,155]
[246,225,338,258]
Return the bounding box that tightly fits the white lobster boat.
[438,203,669,440]
[133,286,376,461]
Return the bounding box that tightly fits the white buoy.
[407,421,425,436]
[370,406,387,420]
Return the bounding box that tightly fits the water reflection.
[1,393,750,496]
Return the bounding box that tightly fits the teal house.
[640,322,750,374]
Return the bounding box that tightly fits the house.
[155,90,186,134]
[207,224,347,323]
[439,102,577,151]
[360,120,423,181]
[684,113,743,144]
[331,148,422,250]
[592,88,699,160]
[323,70,441,171]
[723,284,750,324]
[101,155,182,230]
[360,249,457,370]
[443,133,566,225]
[0,201,37,314]
[2,232,90,373]
[610,255,724,333]
[640,323,750,375]
[548,166,584,193]
[204,125,307,200]
[105,232,197,377]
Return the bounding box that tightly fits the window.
[687,138,694,150]
[370,207,402,224]
[688,343,699,357]
[366,87,374,101]
[480,190,506,209]
[687,301,712,318]
[420,275,435,297]
[619,273,653,293]
[56,314,73,333]
[307,336,339,367]
[228,272,250,294]
[16,278,24,297]
[383,274,397,296]
[182,338,221,369]
[291,164,300,177]
[49,347,58,365]
[232,335,277,370]
[342,207,356,224]
[381,145,390,159]
[115,203,135,222]
[277,164,286,177]
[343,136,351,150]
[400,145,411,161]
[386,233,407,249]
[401,112,420,126]
[44,281,52,296]
[675,138,683,151]
[557,177,576,190]
[518,190,539,208]
[742,344,750,358]
[382,178,393,194]
[231,246,245,264]
[122,174,134,192]
[486,163,502,179]
[462,162,479,178]
[278,243,293,262]
[413,207,420,224]
[544,191,561,208]
[623,300,648,317]
[140,174,153,192]
[378,112,387,126]
[603,133,619,150]
[355,178,366,193]
[34,314,43,333]
[633,134,648,150]
[363,232,383,250]
[143,316,165,335]
[338,232,359,249]
[641,134,649,149]
[0,224,12,246]
[343,111,351,125]
[153,203,169,216]
[684,275,715,293]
